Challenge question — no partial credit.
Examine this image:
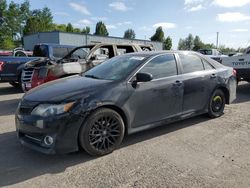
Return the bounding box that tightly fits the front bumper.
[0,73,18,82]
[15,112,85,154]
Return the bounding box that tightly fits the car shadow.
[0,99,20,116]
[0,83,249,186]
[0,84,22,95]
[0,115,208,187]
[234,82,250,104]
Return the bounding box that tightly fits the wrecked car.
[22,43,154,91]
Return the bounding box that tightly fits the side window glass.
[72,49,88,59]
[202,59,214,70]
[139,54,177,79]
[92,46,114,60]
[117,46,134,55]
[179,54,204,74]
[140,46,152,51]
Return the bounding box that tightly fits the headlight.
[31,102,75,117]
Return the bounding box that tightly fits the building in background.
[23,31,163,51]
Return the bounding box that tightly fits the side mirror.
[136,72,153,82]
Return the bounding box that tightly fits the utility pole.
[216,32,219,49]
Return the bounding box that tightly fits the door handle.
[210,74,217,78]
[173,80,182,86]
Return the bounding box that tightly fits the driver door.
[126,54,183,128]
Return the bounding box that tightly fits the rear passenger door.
[178,53,216,113]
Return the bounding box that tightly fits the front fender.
[16,63,25,76]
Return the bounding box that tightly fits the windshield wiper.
[84,74,100,79]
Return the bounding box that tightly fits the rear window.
[198,50,212,55]
[179,54,204,74]
[33,45,49,57]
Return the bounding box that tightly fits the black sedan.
[15,51,237,156]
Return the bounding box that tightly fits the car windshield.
[83,55,147,81]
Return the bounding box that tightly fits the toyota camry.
[15,51,237,156]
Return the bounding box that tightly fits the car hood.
[23,75,111,102]
[25,57,57,68]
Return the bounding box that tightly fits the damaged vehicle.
[22,43,154,91]
[0,44,75,90]
[16,51,237,156]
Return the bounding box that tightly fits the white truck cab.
[221,47,250,82]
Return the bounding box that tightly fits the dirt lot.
[0,82,250,188]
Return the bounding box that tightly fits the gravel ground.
[0,82,250,188]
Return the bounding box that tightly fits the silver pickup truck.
[221,47,250,82]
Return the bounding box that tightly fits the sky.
[8,0,250,49]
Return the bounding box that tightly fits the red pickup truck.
[23,43,154,91]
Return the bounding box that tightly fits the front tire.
[9,81,20,88]
[79,108,125,156]
[208,89,226,118]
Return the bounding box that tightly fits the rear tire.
[79,108,125,156]
[208,89,226,118]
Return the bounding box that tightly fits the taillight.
[233,69,237,77]
[0,61,4,71]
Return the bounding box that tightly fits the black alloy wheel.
[208,89,226,118]
[79,108,125,156]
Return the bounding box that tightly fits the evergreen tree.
[150,26,164,42]
[163,36,172,50]
[123,29,136,39]
[66,23,73,32]
[193,35,204,51]
[82,26,90,34]
[94,21,108,36]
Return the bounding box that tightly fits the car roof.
[125,50,200,57]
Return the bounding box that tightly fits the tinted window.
[140,54,177,79]
[84,55,145,81]
[202,59,214,70]
[198,49,212,55]
[33,45,48,57]
[179,54,204,74]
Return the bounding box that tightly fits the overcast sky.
[9,0,250,49]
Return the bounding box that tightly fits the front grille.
[18,99,39,115]
[22,68,34,83]
[19,106,33,115]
